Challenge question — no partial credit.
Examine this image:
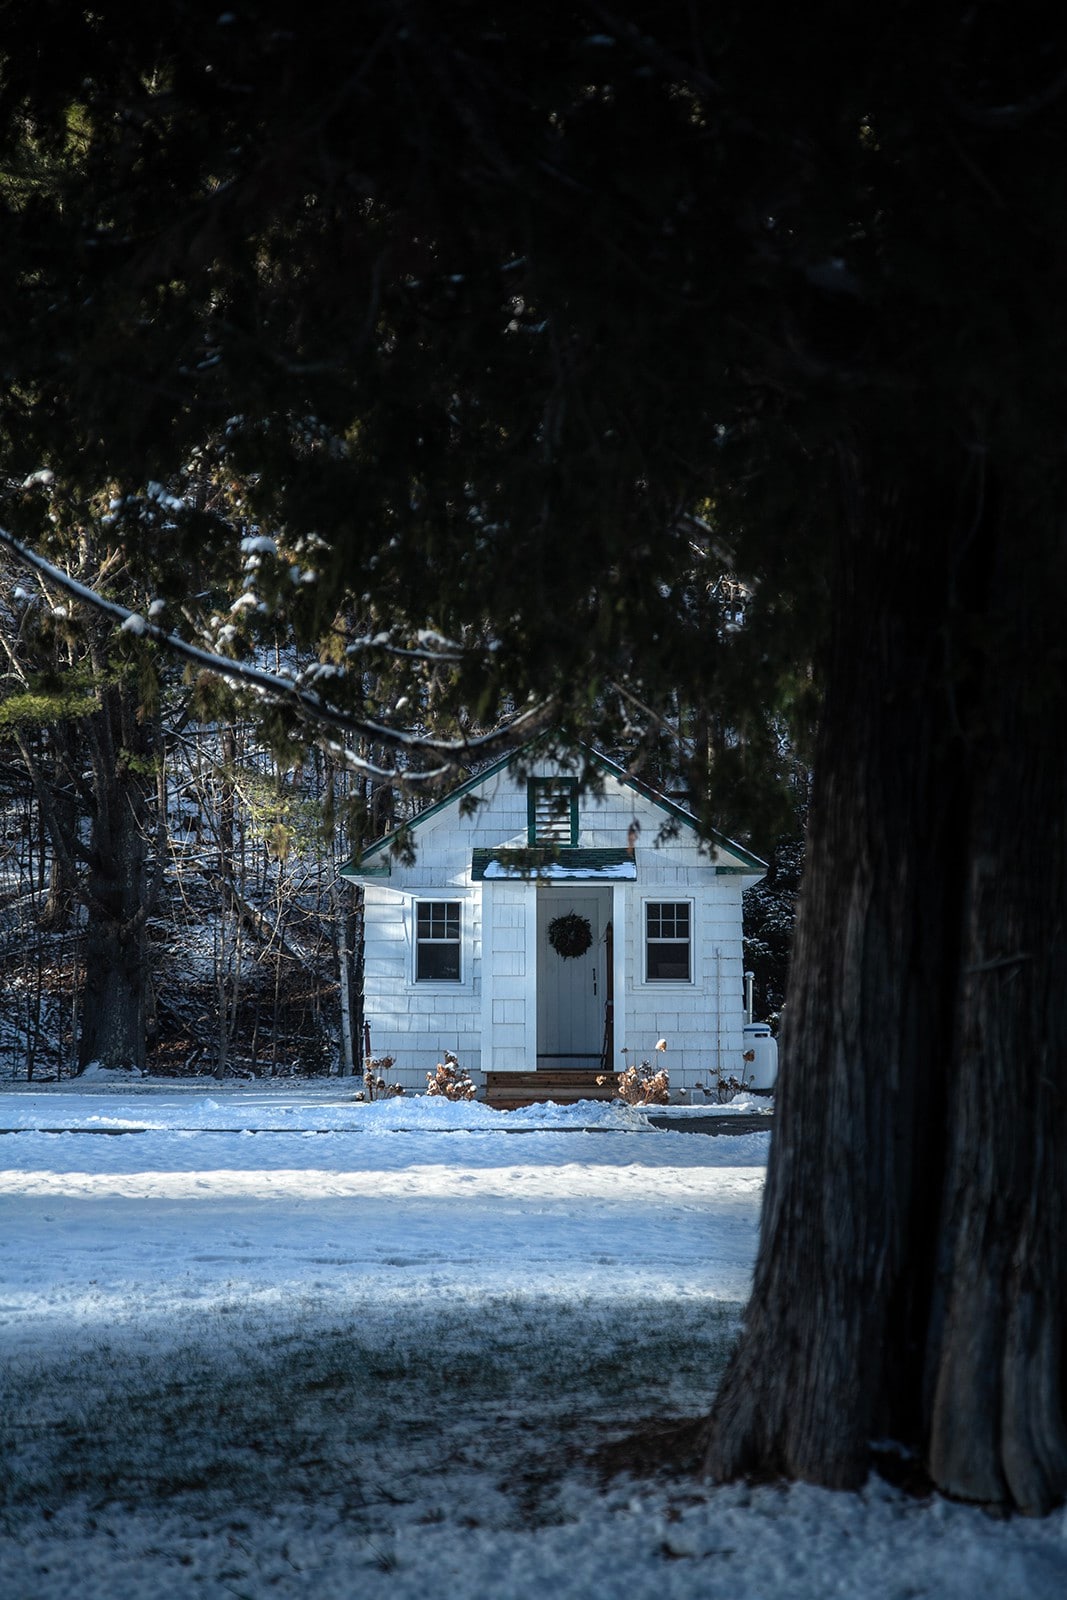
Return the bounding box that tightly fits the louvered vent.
[529,779,577,845]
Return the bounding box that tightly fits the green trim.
[580,745,767,872]
[472,846,635,880]
[339,736,767,877]
[340,747,519,875]
[526,776,579,846]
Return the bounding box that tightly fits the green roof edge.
[578,744,768,872]
[341,746,519,873]
[340,736,767,876]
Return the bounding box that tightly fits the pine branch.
[0,526,556,782]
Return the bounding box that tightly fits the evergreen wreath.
[547,912,593,960]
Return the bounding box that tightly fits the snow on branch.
[0,527,555,783]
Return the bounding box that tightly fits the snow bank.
[75,1061,145,1081]
[357,1094,652,1132]
[0,1086,654,1133]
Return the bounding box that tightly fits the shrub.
[426,1050,477,1101]
[363,1056,405,1100]
[600,1060,670,1106]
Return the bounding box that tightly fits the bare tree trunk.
[78,818,151,1071]
[23,935,44,1080]
[38,723,79,931]
[214,725,238,1079]
[703,449,1067,1513]
[77,683,156,1072]
[334,875,355,1077]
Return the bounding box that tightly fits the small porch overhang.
[472,847,637,881]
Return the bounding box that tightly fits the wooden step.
[483,1068,618,1111]
[484,1070,614,1087]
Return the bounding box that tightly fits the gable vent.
[528,778,578,846]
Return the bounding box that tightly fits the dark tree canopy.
[1,0,827,831]
[2,0,1066,1513]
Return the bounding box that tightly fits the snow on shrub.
[426,1050,477,1101]
[598,1059,669,1106]
[361,1056,405,1100]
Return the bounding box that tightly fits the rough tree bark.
[12,681,159,1073]
[77,679,161,1073]
[78,801,149,1071]
[924,490,1067,1510]
[703,445,1067,1513]
[38,723,79,931]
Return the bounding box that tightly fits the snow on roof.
[473,847,637,881]
[482,859,637,880]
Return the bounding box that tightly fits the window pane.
[647,903,688,940]
[646,943,691,981]
[418,903,459,941]
[417,941,461,981]
[645,903,690,981]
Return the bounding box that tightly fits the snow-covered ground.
[1,1080,1065,1598]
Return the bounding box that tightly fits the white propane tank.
[742,1023,778,1091]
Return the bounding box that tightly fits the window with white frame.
[415,901,462,981]
[645,901,692,982]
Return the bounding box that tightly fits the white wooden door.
[536,889,608,1068]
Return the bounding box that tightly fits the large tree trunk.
[924,493,1067,1510]
[78,878,149,1073]
[703,448,1067,1513]
[76,683,157,1074]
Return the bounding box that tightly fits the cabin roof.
[343,741,766,877]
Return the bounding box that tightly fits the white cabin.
[341,748,766,1097]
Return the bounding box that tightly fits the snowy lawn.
[1,1082,1065,1598]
